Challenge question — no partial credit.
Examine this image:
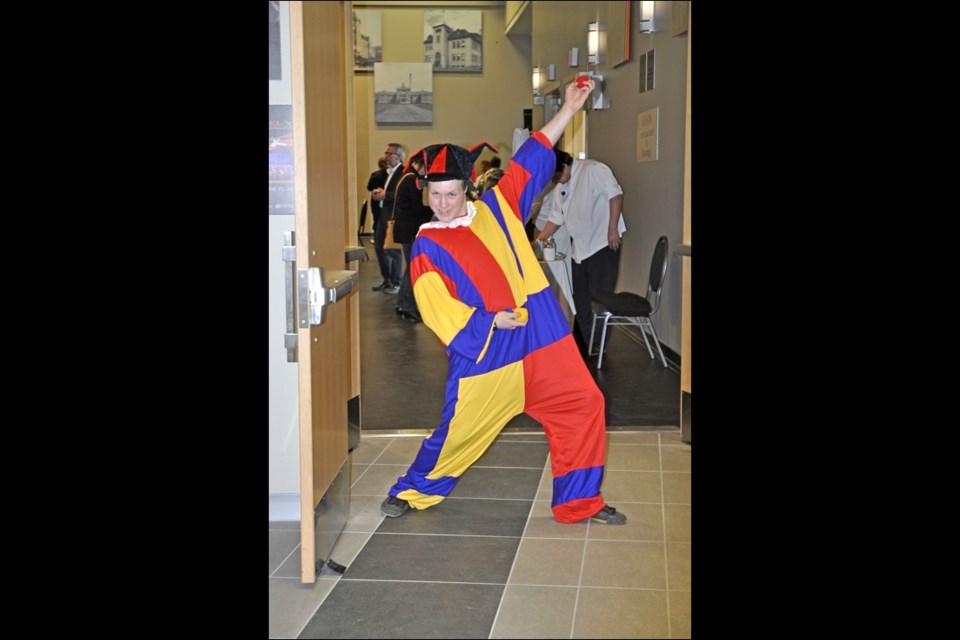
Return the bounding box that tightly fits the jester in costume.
[381,78,625,525]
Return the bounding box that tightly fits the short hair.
[554,149,573,173]
[489,156,502,169]
[387,142,406,163]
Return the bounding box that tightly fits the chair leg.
[596,314,611,369]
[638,318,655,360]
[588,311,599,356]
[644,319,668,368]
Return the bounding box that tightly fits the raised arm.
[539,78,594,146]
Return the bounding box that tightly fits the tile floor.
[269,428,690,639]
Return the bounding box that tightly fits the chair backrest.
[646,235,669,314]
[357,199,368,240]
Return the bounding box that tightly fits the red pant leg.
[523,335,607,523]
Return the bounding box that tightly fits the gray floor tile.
[268,577,336,639]
[600,469,663,503]
[376,436,430,465]
[606,443,662,471]
[344,493,389,533]
[662,471,691,505]
[344,532,521,583]
[473,439,550,468]
[668,589,691,638]
[658,430,686,444]
[665,542,691,591]
[269,520,300,531]
[450,466,543,501]
[350,437,391,465]
[490,585,577,638]
[573,587,670,639]
[663,503,691,543]
[508,538,586,586]
[581,540,667,589]
[608,431,664,444]
[378,497,532,537]
[270,530,301,577]
[660,444,691,472]
[299,581,503,639]
[273,542,304,579]
[324,531,375,571]
[350,463,409,497]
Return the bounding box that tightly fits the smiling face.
[426,179,468,222]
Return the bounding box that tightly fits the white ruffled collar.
[418,201,478,231]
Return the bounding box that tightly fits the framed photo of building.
[352,9,382,72]
[374,63,433,125]
[423,10,482,73]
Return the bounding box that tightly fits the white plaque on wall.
[636,107,659,162]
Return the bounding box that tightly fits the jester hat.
[405,142,498,186]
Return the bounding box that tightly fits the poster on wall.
[269,105,295,214]
[352,9,382,72]
[373,63,433,125]
[423,10,483,73]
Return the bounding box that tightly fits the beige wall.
[353,3,531,219]
[531,1,688,354]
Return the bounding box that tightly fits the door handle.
[282,231,298,362]
[298,267,358,327]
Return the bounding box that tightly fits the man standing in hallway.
[380,78,626,527]
[370,143,405,293]
[535,149,625,356]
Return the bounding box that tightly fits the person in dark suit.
[365,156,388,234]
[370,143,405,293]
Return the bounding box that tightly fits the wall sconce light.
[577,71,610,110]
[587,22,601,65]
[533,66,545,105]
[639,1,656,33]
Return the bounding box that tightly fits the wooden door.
[289,1,354,583]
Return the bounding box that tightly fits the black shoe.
[383,284,400,294]
[381,495,410,518]
[371,281,390,291]
[398,309,422,323]
[395,307,403,316]
[590,505,626,524]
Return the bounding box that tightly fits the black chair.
[588,235,669,369]
[357,199,373,244]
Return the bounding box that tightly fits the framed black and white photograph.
[373,63,433,125]
[423,10,483,73]
[352,9,382,72]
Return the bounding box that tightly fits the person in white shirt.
[535,149,625,356]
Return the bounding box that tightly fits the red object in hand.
[576,75,589,88]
